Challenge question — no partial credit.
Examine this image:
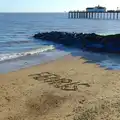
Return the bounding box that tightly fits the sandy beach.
[1,55,120,120]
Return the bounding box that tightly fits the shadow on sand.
[41,40,120,70]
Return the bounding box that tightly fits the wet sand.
[0,55,120,120]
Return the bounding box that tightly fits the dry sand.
[0,55,120,120]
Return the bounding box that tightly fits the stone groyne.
[34,31,120,53]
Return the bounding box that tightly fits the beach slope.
[0,55,120,120]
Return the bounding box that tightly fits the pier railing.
[68,11,120,20]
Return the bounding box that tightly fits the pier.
[68,5,120,20]
[68,11,120,20]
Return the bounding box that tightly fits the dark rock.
[33,31,120,53]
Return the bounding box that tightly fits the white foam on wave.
[0,45,55,62]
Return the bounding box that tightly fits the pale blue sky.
[0,0,120,12]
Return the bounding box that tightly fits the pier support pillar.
[113,12,115,20]
[86,12,88,18]
[94,12,96,19]
[87,12,89,19]
[107,12,108,19]
[117,12,119,19]
[84,12,86,18]
[76,12,78,19]
[68,12,71,18]
[78,12,80,18]
[97,12,99,19]
[103,12,105,19]
[89,12,90,19]
[100,12,102,19]
[91,12,93,19]
[110,12,112,20]
[73,11,75,19]
[83,12,85,18]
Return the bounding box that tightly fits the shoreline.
[0,49,70,74]
[0,55,120,120]
[7,54,70,74]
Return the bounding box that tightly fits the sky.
[0,0,120,12]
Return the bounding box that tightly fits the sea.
[1,13,120,73]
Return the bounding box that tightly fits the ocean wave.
[0,40,32,47]
[0,45,55,62]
